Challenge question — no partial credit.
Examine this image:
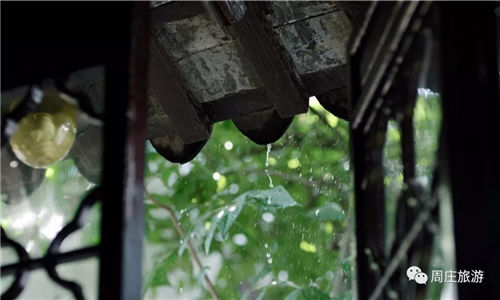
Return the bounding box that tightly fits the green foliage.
[141,90,442,299]
[143,98,353,299]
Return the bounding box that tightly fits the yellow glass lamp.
[9,91,78,169]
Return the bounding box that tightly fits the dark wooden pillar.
[437,3,500,299]
[98,3,150,299]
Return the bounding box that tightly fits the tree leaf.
[307,203,345,221]
[284,288,302,300]
[301,286,330,300]
[246,185,298,208]
[204,218,217,255]
[216,196,245,240]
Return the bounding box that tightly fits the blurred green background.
[1,90,443,300]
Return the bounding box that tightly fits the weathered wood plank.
[220,1,308,117]
[176,42,259,104]
[154,2,351,104]
[270,1,339,26]
[273,7,351,76]
[149,37,211,143]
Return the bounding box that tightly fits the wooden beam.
[211,1,308,118]
[149,37,211,144]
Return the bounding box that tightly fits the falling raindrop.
[224,141,233,150]
[264,144,274,188]
[264,170,274,188]
[265,144,271,167]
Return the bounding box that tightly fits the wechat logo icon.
[407,266,428,284]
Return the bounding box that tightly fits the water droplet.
[267,258,273,264]
[265,170,274,188]
[224,141,233,150]
[266,252,271,258]
[264,243,269,248]
[217,210,225,219]
[271,280,278,285]
[267,197,272,205]
[315,209,320,216]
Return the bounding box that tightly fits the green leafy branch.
[145,192,220,300]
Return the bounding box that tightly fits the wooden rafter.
[209,1,308,118]
[149,37,211,144]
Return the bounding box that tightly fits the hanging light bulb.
[9,91,78,168]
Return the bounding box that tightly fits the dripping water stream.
[264,143,274,188]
